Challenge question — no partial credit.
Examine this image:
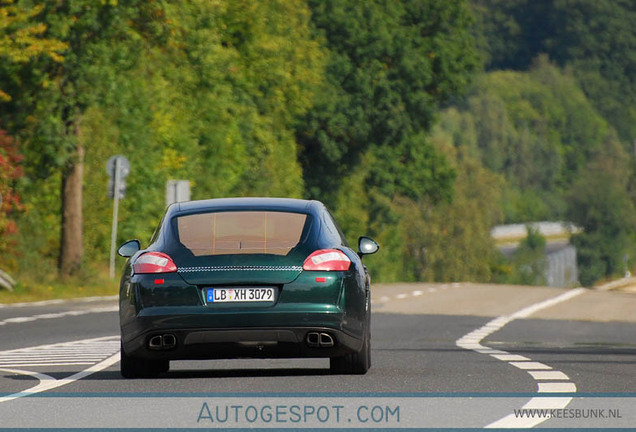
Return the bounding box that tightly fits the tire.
[329,328,370,375]
[120,341,169,379]
[330,313,371,375]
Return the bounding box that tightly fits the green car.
[118,197,379,378]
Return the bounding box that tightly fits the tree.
[298,0,478,281]
[299,0,478,206]
[566,136,636,286]
[0,126,23,265]
[509,226,547,286]
[0,1,170,276]
[0,1,325,281]
[166,0,324,200]
[441,59,613,223]
[0,0,66,100]
[472,0,636,141]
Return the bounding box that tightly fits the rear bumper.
[121,305,363,360]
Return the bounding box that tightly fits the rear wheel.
[330,307,371,375]
[329,327,370,375]
[120,342,169,378]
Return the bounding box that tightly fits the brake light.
[303,249,351,271]
[133,252,177,274]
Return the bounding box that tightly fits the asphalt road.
[1,283,636,429]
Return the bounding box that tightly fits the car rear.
[119,201,365,367]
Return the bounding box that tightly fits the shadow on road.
[79,368,332,380]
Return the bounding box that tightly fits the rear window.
[176,211,309,256]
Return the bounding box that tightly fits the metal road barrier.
[0,269,15,291]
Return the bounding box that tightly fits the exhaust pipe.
[163,334,177,349]
[149,335,163,350]
[307,332,320,347]
[148,334,177,350]
[319,333,334,347]
[306,332,335,348]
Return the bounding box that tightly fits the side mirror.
[358,236,379,257]
[118,239,141,258]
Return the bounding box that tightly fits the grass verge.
[0,265,118,304]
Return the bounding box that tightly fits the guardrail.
[491,222,582,244]
[0,269,15,291]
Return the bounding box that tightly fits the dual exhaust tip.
[306,332,335,348]
[148,334,177,350]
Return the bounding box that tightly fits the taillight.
[133,252,177,274]
[303,249,351,271]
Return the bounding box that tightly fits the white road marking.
[374,287,439,304]
[477,348,508,355]
[0,305,117,326]
[0,336,120,403]
[509,362,552,370]
[537,382,577,393]
[1,362,97,367]
[0,296,117,309]
[0,337,119,368]
[456,288,586,429]
[491,354,530,361]
[528,370,570,380]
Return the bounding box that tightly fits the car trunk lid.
[174,254,304,285]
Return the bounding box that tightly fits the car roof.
[169,197,323,217]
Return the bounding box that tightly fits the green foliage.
[298,0,478,281]
[1,0,326,279]
[507,226,547,286]
[469,0,636,285]
[5,0,634,290]
[473,0,636,141]
[0,0,66,101]
[566,136,636,286]
[440,59,610,223]
[435,55,636,285]
[299,0,478,205]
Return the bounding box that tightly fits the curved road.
[1,283,636,429]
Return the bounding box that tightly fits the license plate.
[206,287,275,303]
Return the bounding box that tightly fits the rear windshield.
[175,211,309,256]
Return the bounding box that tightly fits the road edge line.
[456,288,586,428]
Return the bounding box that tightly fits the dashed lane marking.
[0,305,118,326]
[0,296,117,309]
[508,361,553,371]
[372,284,461,305]
[456,288,586,429]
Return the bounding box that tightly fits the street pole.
[109,157,121,279]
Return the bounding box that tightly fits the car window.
[175,211,308,256]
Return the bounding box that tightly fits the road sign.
[106,155,130,178]
[166,180,191,207]
[107,155,130,279]
[107,155,130,200]
[107,178,127,199]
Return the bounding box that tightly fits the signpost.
[107,155,130,279]
[165,180,191,207]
